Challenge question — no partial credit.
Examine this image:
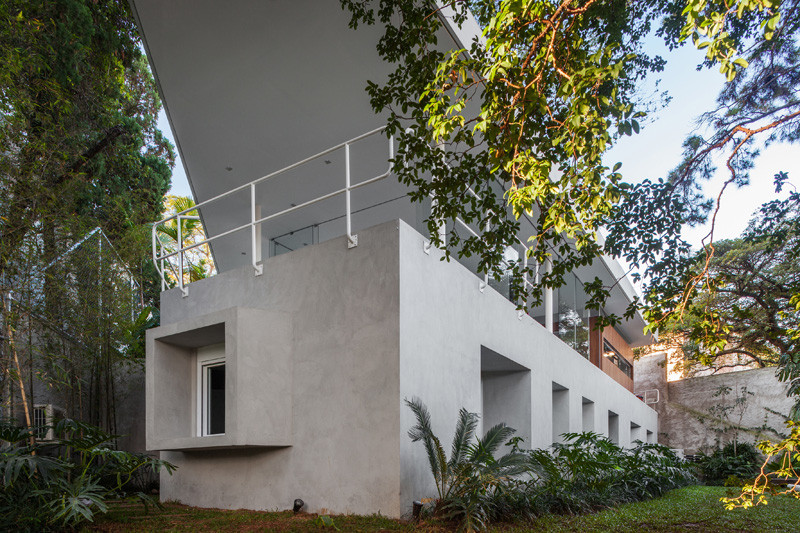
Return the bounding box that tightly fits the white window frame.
[33,404,55,441]
[196,345,226,437]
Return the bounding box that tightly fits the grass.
[515,486,800,532]
[89,486,800,532]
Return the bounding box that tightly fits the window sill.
[155,434,291,452]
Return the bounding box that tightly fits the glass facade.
[555,273,591,359]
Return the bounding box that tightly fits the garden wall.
[635,353,793,454]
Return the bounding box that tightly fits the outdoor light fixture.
[293,499,304,513]
[412,500,423,520]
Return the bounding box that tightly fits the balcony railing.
[152,126,393,297]
[150,126,570,340]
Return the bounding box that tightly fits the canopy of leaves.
[0,0,174,277]
[340,0,677,327]
[659,199,799,371]
[339,0,800,402]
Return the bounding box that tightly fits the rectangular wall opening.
[646,429,654,443]
[630,421,642,445]
[481,346,531,452]
[552,382,570,444]
[581,397,594,433]
[608,411,619,444]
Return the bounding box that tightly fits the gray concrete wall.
[396,220,657,509]
[635,353,793,453]
[151,220,657,517]
[155,222,402,516]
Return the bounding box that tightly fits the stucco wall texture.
[149,220,656,518]
[635,353,793,454]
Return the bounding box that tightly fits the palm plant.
[156,195,215,286]
[407,402,697,529]
[405,397,525,531]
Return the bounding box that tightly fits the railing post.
[345,143,357,248]
[545,256,554,333]
[177,215,187,297]
[522,249,528,289]
[251,183,263,275]
[152,223,166,292]
[480,216,490,292]
[519,250,528,320]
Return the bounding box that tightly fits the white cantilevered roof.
[132,0,652,346]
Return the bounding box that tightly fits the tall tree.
[0,0,173,270]
[0,0,173,431]
[658,193,799,377]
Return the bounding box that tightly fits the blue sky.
[161,34,798,251]
[604,34,798,249]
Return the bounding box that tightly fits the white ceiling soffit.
[131,0,427,270]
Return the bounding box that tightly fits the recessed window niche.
[146,307,292,451]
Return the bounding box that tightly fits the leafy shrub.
[0,419,175,532]
[697,442,760,486]
[406,398,526,531]
[510,432,695,517]
[406,398,695,531]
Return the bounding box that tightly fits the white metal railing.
[442,184,546,321]
[637,389,660,404]
[152,125,545,309]
[152,126,393,297]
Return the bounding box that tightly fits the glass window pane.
[207,364,226,435]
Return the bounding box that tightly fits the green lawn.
[90,486,800,532]
[517,486,800,532]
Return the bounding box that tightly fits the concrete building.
[134,0,657,517]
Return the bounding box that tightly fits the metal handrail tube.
[155,221,253,261]
[154,130,392,264]
[255,186,349,227]
[154,126,388,225]
[155,166,394,264]
[348,170,391,190]
[454,216,481,239]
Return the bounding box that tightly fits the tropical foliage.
[0,0,173,442]
[696,441,761,486]
[0,419,175,532]
[155,195,216,288]
[406,399,695,531]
